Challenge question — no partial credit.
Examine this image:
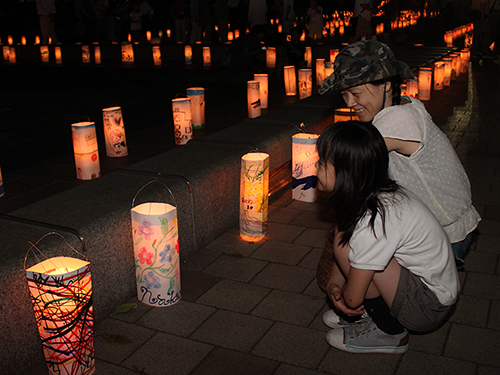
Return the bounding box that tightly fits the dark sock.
[364,296,405,335]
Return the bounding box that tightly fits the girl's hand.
[328,284,365,317]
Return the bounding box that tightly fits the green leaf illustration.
[134,236,143,246]
[114,303,138,315]
[158,217,169,237]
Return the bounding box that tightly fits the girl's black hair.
[370,76,403,106]
[316,121,400,245]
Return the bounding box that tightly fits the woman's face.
[341,83,392,122]
[316,160,336,192]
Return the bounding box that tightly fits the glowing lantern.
[172,98,193,145]
[102,106,128,157]
[283,65,297,96]
[71,122,100,180]
[235,29,240,38]
[240,152,269,242]
[9,47,16,63]
[401,83,407,96]
[418,67,432,101]
[40,45,49,63]
[152,45,161,65]
[450,53,460,80]
[330,48,339,62]
[0,166,4,197]
[247,80,261,118]
[434,61,445,91]
[55,46,62,64]
[3,46,10,61]
[146,30,151,42]
[339,25,344,35]
[406,78,418,98]
[48,37,52,45]
[228,31,234,41]
[94,46,101,64]
[8,35,13,45]
[278,24,283,33]
[167,29,172,38]
[184,45,193,65]
[292,133,319,202]
[460,50,468,73]
[298,68,313,99]
[186,87,205,129]
[25,235,94,375]
[131,184,181,307]
[444,31,453,47]
[266,47,276,68]
[334,108,358,122]
[81,45,90,63]
[465,33,473,48]
[325,62,334,80]
[443,57,452,86]
[35,35,41,44]
[254,73,268,109]
[305,46,312,67]
[21,36,26,45]
[122,43,134,63]
[203,46,211,66]
[316,58,325,85]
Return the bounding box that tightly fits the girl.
[316,121,459,354]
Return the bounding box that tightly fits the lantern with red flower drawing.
[71,122,100,180]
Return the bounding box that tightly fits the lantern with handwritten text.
[292,133,319,202]
[316,58,325,85]
[172,98,193,145]
[266,47,276,68]
[102,106,128,157]
[184,45,193,65]
[71,122,100,180]
[247,81,261,118]
[40,46,49,63]
[434,62,444,91]
[186,87,205,129]
[82,45,90,63]
[418,67,432,101]
[254,73,268,109]
[121,43,134,63]
[443,57,452,86]
[9,47,16,63]
[152,46,161,65]
[284,65,297,96]
[203,46,211,66]
[298,68,313,99]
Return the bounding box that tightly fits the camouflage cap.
[319,40,415,94]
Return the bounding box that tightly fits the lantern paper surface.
[407,78,418,98]
[330,48,339,62]
[292,133,319,202]
[460,50,468,73]
[443,58,452,86]
[434,62,445,91]
[186,87,205,129]
[334,107,359,122]
[451,53,460,79]
[71,122,101,180]
[247,81,261,118]
[298,68,313,99]
[240,152,269,242]
[94,46,101,64]
[266,47,276,68]
[316,58,325,85]
[254,74,268,109]
[152,46,161,65]
[305,46,312,67]
[121,43,134,63]
[26,257,95,375]
[3,45,10,61]
[418,68,432,101]
[203,46,211,66]
[172,98,193,145]
[131,202,181,307]
[40,46,49,63]
[102,106,128,157]
[184,45,193,65]
[55,46,62,64]
[82,46,90,63]
[325,62,334,81]
[9,47,16,63]
[283,66,297,96]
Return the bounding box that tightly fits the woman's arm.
[384,137,420,155]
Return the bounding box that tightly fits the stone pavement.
[21,61,496,375]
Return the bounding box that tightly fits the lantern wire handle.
[132,179,177,213]
[290,122,319,136]
[24,231,87,271]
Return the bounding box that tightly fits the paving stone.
[448,295,490,328]
[252,322,329,369]
[265,221,306,242]
[250,239,313,265]
[274,363,330,375]
[397,350,476,375]
[136,300,216,337]
[251,262,316,292]
[203,253,268,282]
[94,359,143,375]
[477,219,500,237]
[462,273,500,300]
[204,232,265,257]
[293,227,330,248]
[475,235,500,254]
[408,322,450,355]
[111,297,154,324]
[463,251,498,274]
[289,209,335,230]
[189,347,279,375]
[298,247,323,270]
[269,206,302,224]
[303,277,327,298]
[182,248,222,271]
[196,278,270,313]
[190,309,274,352]
[252,289,325,326]
[487,300,500,331]
[478,365,500,375]
[287,198,330,213]
[179,268,222,301]
[122,332,213,375]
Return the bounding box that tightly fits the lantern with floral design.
[102,106,128,157]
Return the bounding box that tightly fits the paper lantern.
[172,98,193,145]
[247,80,261,118]
[254,73,268,109]
[152,45,161,65]
[102,106,128,157]
[186,87,205,129]
[240,152,269,242]
[325,61,334,80]
[228,31,234,41]
[3,45,10,61]
[401,83,407,96]
[34,35,40,44]
[339,25,344,35]
[334,107,358,122]
[406,78,418,98]
[305,46,312,67]
[131,186,181,307]
[71,122,101,180]
[55,46,62,64]
[316,58,325,85]
[40,45,49,63]
[0,165,4,197]
[330,48,339,62]
[283,65,297,96]
[146,30,151,42]
[166,29,171,38]
[82,45,90,63]
[266,47,276,68]
[8,35,13,45]
[460,50,468,73]
[443,57,452,86]
[184,45,192,65]
[434,61,444,91]
[465,33,473,48]
[21,35,26,45]
[278,24,283,33]
[418,67,432,101]
[25,237,94,375]
[202,46,211,66]
[121,43,134,63]
[450,53,460,80]
[298,68,313,99]
[444,31,453,47]
[9,47,16,63]
[292,133,319,202]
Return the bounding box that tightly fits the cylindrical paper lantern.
[254,73,268,109]
[93,46,101,64]
[240,152,269,242]
[460,50,468,73]
[330,48,339,62]
[172,98,193,145]
[186,87,205,129]
[0,165,4,197]
[418,67,432,101]
[71,122,101,180]
[203,46,211,66]
[9,47,16,63]
[146,30,151,42]
[102,106,128,157]
[184,45,193,65]
[21,35,27,45]
[25,242,94,375]
[450,53,460,80]
[131,197,181,307]
[305,46,312,67]
[152,45,161,65]
[316,58,325,85]
[298,68,313,100]
[324,61,334,80]
[82,45,90,63]
[7,35,13,45]
[283,65,297,96]
[334,107,359,122]
[247,80,261,118]
[40,45,49,63]
[266,47,276,68]
[121,43,134,63]
[35,35,41,44]
[443,57,452,86]
[3,45,10,61]
[444,31,453,47]
[434,61,444,91]
[55,46,62,64]
[292,133,319,202]
[406,78,418,98]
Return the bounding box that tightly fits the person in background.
[306,0,323,43]
[36,0,59,44]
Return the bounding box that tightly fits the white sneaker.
[322,309,371,328]
[326,319,409,354]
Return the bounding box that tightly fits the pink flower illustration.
[138,247,154,265]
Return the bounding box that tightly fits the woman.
[319,40,481,271]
